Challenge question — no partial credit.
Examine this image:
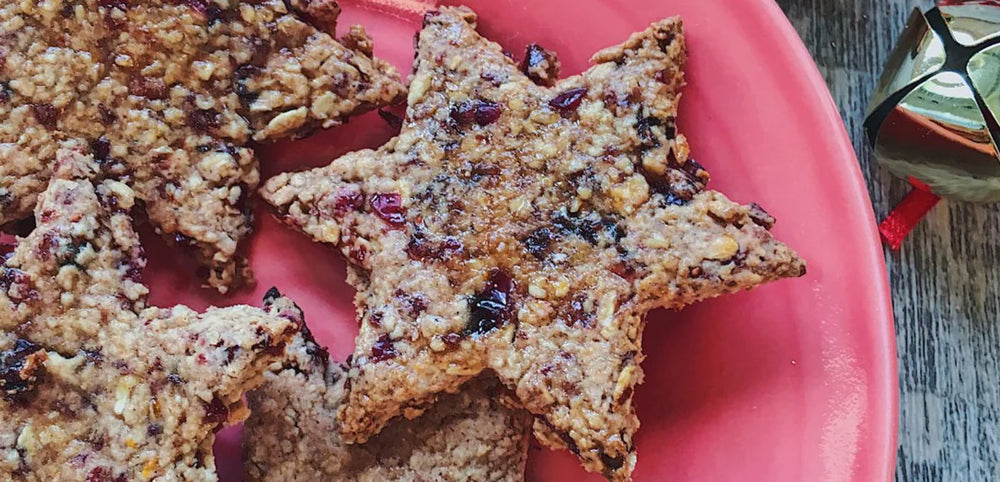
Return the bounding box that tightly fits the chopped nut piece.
[707,235,740,260]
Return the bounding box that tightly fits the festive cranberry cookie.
[244,294,531,482]
[0,148,301,480]
[261,6,805,480]
[0,0,405,292]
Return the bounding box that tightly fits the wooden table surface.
[775,0,999,480]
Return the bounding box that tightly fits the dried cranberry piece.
[655,68,677,85]
[728,249,748,267]
[232,181,253,218]
[443,237,464,256]
[203,396,229,426]
[33,232,59,260]
[474,102,502,125]
[203,2,226,24]
[406,228,463,261]
[656,31,677,50]
[378,109,404,130]
[396,290,428,318]
[565,293,595,328]
[604,219,626,243]
[469,164,500,182]
[466,269,514,335]
[600,452,626,471]
[369,334,397,362]
[98,104,117,125]
[124,261,143,283]
[636,115,662,148]
[31,103,58,129]
[368,311,383,327]
[746,203,776,229]
[609,260,636,281]
[325,189,363,216]
[441,332,462,346]
[234,64,261,106]
[638,160,694,206]
[449,102,476,126]
[450,100,503,127]
[521,44,560,87]
[449,102,477,126]
[188,109,221,132]
[91,137,111,161]
[262,286,283,308]
[552,211,622,246]
[247,37,271,66]
[347,245,370,266]
[663,123,677,139]
[645,174,686,206]
[369,193,406,227]
[304,336,331,367]
[523,227,555,260]
[233,64,260,80]
[86,467,116,482]
[548,87,588,118]
[680,159,708,185]
[179,0,207,14]
[1,339,45,402]
[422,9,442,28]
[0,267,38,303]
[98,0,127,10]
[128,76,168,100]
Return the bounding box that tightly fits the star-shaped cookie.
[0,0,405,292]
[261,7,806,480]
[0,147,301,480]
[244,297,531,481]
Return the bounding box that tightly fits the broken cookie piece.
[0,149,301,480]
[244,294,531,482]
[0,0,405,293]
[261,6,804,481]
[0,147,148,354]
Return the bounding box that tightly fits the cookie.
[260,7,805,480]
[244,296,531,482]
[0,0,405,293]
[0,147,301,480]
[0,147,148,354]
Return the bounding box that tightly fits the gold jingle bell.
[866,1,1000,203]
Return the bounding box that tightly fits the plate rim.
[759,0,899,479]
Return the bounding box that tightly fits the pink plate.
[140,0,897,480]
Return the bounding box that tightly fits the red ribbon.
[879,180,941,251]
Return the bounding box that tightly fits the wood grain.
[775,0,1000,480]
